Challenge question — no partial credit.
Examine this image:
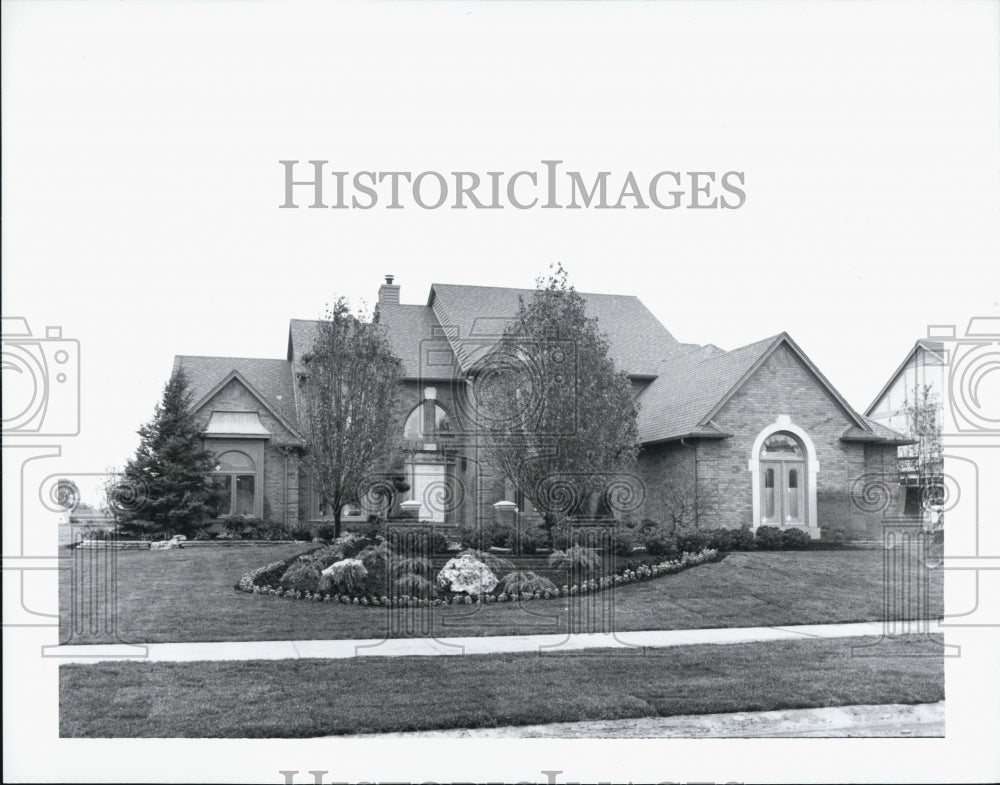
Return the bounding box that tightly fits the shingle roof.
[288,308,453,380]
[428,283,680,377]
[844,416,913,445]
[173,355,299,430]
[636,336,779,443]
[177,282,890,450]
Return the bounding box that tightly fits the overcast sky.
[3,1,998,504]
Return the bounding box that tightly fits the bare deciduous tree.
[297,298,404,537]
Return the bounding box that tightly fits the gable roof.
[177,280,907,450]
[636,333,881,444]
[428,283,680,377]
[288,308,452,380]
[636,336,778,443]
[864,340,945,417]
[173,356,303,441]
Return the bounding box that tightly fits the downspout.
[679,437,698,528]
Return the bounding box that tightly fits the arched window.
[215,450,256,516]
[403,401,452,440]
[760,432,804,459]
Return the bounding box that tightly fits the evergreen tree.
[109,368,223,538]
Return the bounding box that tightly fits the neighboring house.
[173,276,909,539]
[865,340,945,517]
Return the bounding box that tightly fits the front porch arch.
[748,416,820,538]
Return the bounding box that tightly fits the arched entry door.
[759,432,806,526]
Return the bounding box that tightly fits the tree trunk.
[333,505,342,539]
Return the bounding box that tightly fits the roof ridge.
[175,354,288,362]
[431,281,644,300]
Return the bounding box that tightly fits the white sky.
[2,3,1000,782]
[4,2,999,503]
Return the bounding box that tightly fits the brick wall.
[193,377,301,527]
[635,441,697,527]
[637,344,884,536]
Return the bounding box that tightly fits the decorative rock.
[436,554,499,595]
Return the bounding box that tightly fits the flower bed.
[235,546,720,607]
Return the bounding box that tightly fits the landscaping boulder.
[436,553,498,595]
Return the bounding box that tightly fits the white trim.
[748,417,820,539]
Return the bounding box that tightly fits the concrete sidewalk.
[352,701,946,738]
[48,618,943,664]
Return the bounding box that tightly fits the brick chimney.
[378,275,400,306]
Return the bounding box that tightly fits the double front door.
[760,459,805,526]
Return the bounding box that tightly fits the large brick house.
[174,277,909,539]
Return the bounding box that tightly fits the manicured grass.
[59,634,945,737]
[59,545,943,644]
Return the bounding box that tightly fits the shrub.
[321,558,367,594]
[249,560,288,589]
[349,516,388,541]
[315,524,338,542]
[781,528,811,550]
[356,542,392,595]
[393,555,433,578]
[729,527,757,551]
[308,543,352,570]
[755,525,783,550]
[289,525,313,542]
[455,522,480,550]
[498,571,557,595]
[395,572,436,598]
[279,559,322,592]
[675,529,712,553]
[387,527,449,555]
[705,528,734,551]
[223,515,250,538]
[519,526,547,554]
[459,549,514,575]
[642,530,678,557]
[336,532,370,558]
[461,519,545,553]
[547,545,602,575]
[637,518,661,535]
[612,526,637,556]
[549,524,570,551]
[246,520,287,540]
[484,520,515,549]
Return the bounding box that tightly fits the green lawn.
[59,634,945,737]
[59,544,943,644]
